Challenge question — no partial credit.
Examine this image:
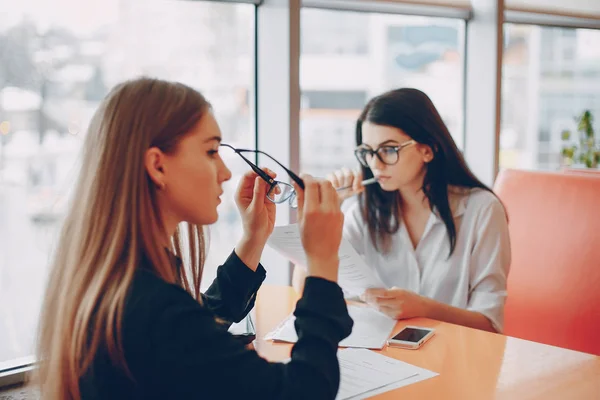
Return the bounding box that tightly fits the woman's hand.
[363,287,498,332]
[234,169,277,271]
[326,168,364,203]
[235,169,277,245]
[294,175,344,283]
[362,287,431,320]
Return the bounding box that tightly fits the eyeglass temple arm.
[220,144,274,185]
[237,148,305,190]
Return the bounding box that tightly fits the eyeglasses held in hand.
[354,140,416,168]
[220,143,305,209]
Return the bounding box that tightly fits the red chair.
[562,167,600,177]
[494,169,600,355]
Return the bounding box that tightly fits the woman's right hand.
[293,175,344,283]
[326,168,364,203]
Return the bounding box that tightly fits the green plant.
[561,110,600,168]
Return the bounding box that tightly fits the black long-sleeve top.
[80,251,353,399]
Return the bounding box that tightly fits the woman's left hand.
[235,168,277,247]
[362,287,430,320]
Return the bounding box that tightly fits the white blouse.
[342,188,511,332]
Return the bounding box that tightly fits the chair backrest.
[494,169,600,355]
[562,167,600,177]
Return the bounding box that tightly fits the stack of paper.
[267,224,385,297]
[264,305,396,349]
[337,349,438,400]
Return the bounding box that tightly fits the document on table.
[264,305,396,349]
[267,224,385,296]
[336,349,438,400]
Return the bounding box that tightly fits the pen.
[336,177,379,191]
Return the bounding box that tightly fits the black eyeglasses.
[354,140,416,168]
[220,143,305,208]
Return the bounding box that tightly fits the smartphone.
[386,326,435,350]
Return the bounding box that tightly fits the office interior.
[0,0,599,398]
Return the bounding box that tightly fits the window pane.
[300,8,465,177]
[0,0,254,369]
[500,24,600,171]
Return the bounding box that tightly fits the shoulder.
[462,188,505,217]
[122,269,217,351]
[125,269,208,329]
[457,188,508,235]
[103,268,212,383]
[341,196,368,239]
[341,195,361,214]
[131,267,202,305]
[341,196,364,223]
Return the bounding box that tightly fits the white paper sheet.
[277,350,438,399]
[264,305,396,349]
[337,349,438,400]
[267,224,384,296]
[344,369,439,400]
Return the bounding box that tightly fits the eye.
[380,146,397,156]
[207,149,219,158]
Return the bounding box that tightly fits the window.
[300,8,465,178]
[0,0,254,370]
[500,24,600,171]
[301,9,369,55]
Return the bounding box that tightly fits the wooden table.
[253,285,600,399]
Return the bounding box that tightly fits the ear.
[419,144,435,163]
[145,147,166,189]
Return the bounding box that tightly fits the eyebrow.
[360,139,400,148]
[378,139,400,146]
[204,136,222,144]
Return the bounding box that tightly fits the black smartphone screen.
[391,327,431,343]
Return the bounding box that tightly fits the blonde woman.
[36,77,351,399]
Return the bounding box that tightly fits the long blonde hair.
[36,77,210,399]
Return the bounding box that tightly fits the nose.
[219,157,232,183]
